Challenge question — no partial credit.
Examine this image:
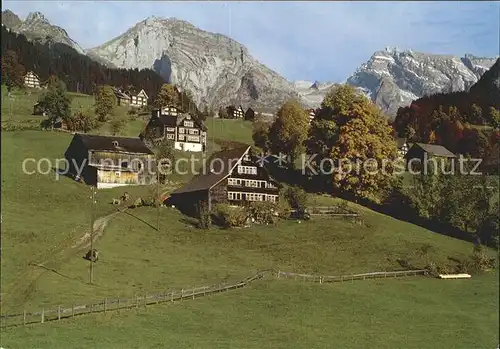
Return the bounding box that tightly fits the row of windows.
[227,192,278,202]
[237,166,257,175]
[184,121,194,128]
[227,178,277,189]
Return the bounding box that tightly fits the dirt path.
[1,209,125,311]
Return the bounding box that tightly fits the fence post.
[90,302,93,314]
[277,270,280,279]
[144,293,147,307]
[72,304,75,317]
[181,289,184,302]
[171,291,174,302]
[104,299,107,313]
[24,310,27,326]
[58,306,61,320]
[157,293,160,305]
[319,276,323,284]
[117,298,120,312]
[41,309,44,323]
[192,288,195,300]
[136,296,139,309]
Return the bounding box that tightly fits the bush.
[248,201,278,224]
[197,201,211,229]
[214,204,248,228]
[283,185,308,213]
[2,120,41,131]
[470,244,492,271]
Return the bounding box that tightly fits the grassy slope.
[1,91,498,348]
[2,272,498,349]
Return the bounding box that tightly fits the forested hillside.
[1,25,166,100]
[394,59,500,158]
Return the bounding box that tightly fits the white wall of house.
[175,141,203,152]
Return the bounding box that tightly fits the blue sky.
[3,1,499,82]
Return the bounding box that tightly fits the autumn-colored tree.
[489,107,500,129]
[154,84,179,108]
[428,130,437,144]
[470,104,483,124]
[67,108,98,132]
[1,50,25,91]
[269,99,310,167]
[95,85,117,122]
[308,84,398,201]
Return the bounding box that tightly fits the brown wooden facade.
[144,106,207,152]
[24,71,41,88]
[169,146,280,216]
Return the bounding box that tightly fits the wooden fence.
[277,270,427,283]
[0,269,426,328]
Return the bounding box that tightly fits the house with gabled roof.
[24,71,41,88]
[142,105,207,152]
[169,145,280,216]
[64,133,155,189]
[112,87,131,106]
[404,143,456,172]
[131,89,148,108]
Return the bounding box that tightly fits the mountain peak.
[26,11,49,23]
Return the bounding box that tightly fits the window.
[166,127,175,132]
[187,135,200,142]
[167,134,175,140]
[121,161,128,168]
[188,129,199,135]
[184,121,194,127]
[178,135,185,141]
[238,166,257,175]
[115,171,121,177]
[243,154,250,161]
[178,128,185,134]
[228,192,234,200]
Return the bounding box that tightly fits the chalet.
[306,108,316,123]
[227,105,245,119]
[112,88,131,106]
[396,137,410,158]
[169,145,280,216]
[252,107,277,122]
[143,106,207,152]
[64,134,155,189]
[131,89,148,108]
[404,143,456,172]
[24,71,41,88]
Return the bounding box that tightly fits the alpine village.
[1,8,499,349]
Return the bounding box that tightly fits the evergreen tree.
[1,50,25,91]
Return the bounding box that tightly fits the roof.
[171,145,251,195]
[112,87,131,100]
[154,108,207,131]
[136,89,148,98]
[74,133,154,154]
[25,71,40,79]
[412,143,456,157]
[395,137,407,148]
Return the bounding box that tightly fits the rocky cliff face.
[87,16,299,110]
[345,48,497,117]
[2,11,85,55]
[1,10,22,30]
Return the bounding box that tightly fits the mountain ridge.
[2,9,497,115]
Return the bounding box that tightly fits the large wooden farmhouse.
[169,145,280,216]
[131,89,148,108]
[64,134,155,189]
[306,108,316,123]
[143,106,207,152]
[24,71,41,88]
